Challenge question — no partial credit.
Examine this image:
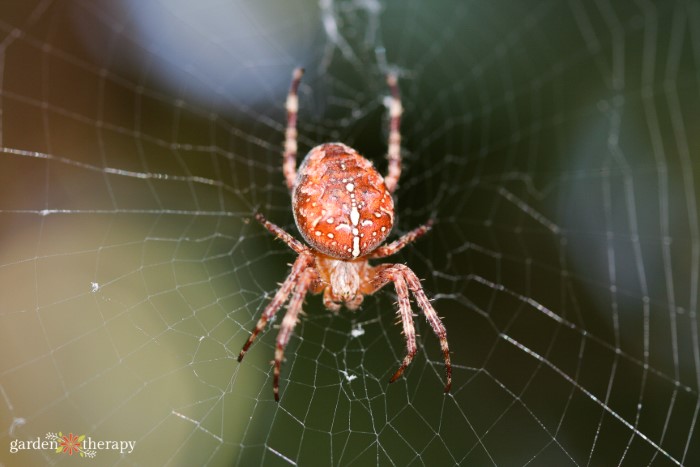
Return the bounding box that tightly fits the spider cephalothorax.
[238,68,451,401]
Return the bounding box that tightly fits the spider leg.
[369,220,433,259]
[372,264,451,392]
[283,67,304,192]
[387,271,417,385]
[273,269,313,401]
[237,253,313,362]
[384,73,403,194]
[255,212,307,254]
[400,265,452,392]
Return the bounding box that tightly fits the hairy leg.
[273,269,312,401]
[388,272,417,384]
[399,265,451,392]
[255,212,306,254]
[237,253,312,362]
[372,264,451,392]
[384,73,403,194]
[370,220,433,259]
[283,67,304,192]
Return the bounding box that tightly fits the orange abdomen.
[292,143,394,259]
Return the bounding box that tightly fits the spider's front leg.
[384,73,403,194]
[371,264,452,392]
[283,67,304,192]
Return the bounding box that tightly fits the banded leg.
[373,264,451,392]
[255,212,306,254]
[273,269,312,401]
[370,220,433,259]
[237,253,312,362]
[283,67,304,192]
[387,272,417,385]
[384,73,403,194]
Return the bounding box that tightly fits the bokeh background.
[1,0,699,465]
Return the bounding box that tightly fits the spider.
[238,68,451,401]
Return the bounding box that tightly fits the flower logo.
[45,432,95,457]
[58,433,83,455]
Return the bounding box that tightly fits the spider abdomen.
[292,143,394,259]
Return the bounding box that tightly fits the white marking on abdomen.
[350,206,360,226]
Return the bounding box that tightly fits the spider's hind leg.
[237,252,312,363]
[371,264,451,392]
[273,269,313,401]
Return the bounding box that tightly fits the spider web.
[1,0,699,465]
